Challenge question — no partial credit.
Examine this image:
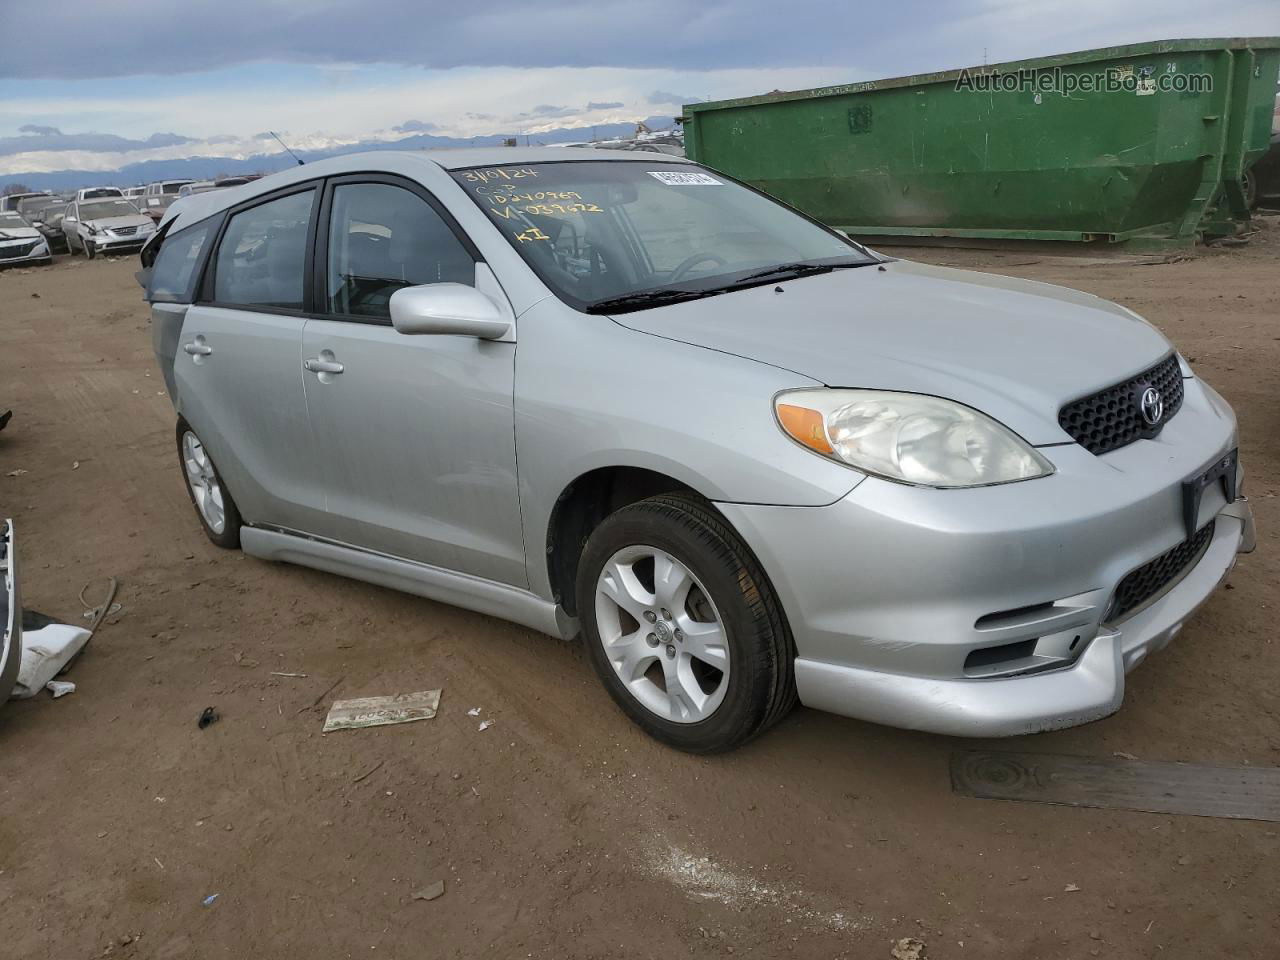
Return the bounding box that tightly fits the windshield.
[80,199,140,220]
[0,212,28,230]
[162,181,190,194]
[81,188,121,199]
[449,161,873,312]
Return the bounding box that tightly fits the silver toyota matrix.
[141,148,1255,752]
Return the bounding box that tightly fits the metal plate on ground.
[322,689,441,732]
[951,751,1280,822]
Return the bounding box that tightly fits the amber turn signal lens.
[776,403,833,455]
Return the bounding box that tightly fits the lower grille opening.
[1106,521,1216,623]
[964,639,1038,673]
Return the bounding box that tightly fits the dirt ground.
[1,224,1277,960]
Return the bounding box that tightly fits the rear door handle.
[303,357,344,375]
[183,340,213,356]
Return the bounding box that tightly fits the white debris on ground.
[640,839,870,934]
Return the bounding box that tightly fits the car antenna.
[268,131,305,166]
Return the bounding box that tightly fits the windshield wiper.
[732,260,872,285]
[584,288,715,315]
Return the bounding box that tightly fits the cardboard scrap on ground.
[322,689,441,732]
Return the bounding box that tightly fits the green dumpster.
[682,38,1280,250]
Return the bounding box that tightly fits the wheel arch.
[546,465,707,617]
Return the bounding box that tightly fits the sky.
[1,0,1278,181]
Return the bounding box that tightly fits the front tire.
[576,493,796,753]
[176,419,241,549]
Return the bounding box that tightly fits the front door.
[300,177,525,587]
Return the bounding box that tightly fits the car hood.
[0,225,41,241]
[609,259,1176,445]
[85,214,151,229]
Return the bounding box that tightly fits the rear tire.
[176,418,241,549]
[576,493,796,753]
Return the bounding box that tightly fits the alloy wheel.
[181,431,226,534]
[594,545,730,723]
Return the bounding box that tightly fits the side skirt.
[241,526,578,641]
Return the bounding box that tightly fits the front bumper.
[87,234,148,254]
[0,239,51,266]
[718,377,1255,737]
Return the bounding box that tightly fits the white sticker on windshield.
[647,171,723,186]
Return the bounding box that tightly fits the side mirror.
[389,284,510,339]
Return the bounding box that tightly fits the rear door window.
[147,217,218,303]
[213,189,315,311]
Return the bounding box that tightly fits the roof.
[419,145,689,170]
[159,146,695,233]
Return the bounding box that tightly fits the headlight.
[775,389,1054,488]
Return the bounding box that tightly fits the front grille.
[112,225,138,236]
[0,240,39,260]
[1059,354,1184,456]
[1107,521,1215,622]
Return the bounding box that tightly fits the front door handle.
[303,357,344,375]
[183,340,213,356]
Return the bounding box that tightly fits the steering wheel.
[669,252,728,282]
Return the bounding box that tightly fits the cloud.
[648,90,702,105]
[587,101,625,110]
[0,129,191,158]
[392,119,439,132]
[4,0,1276,82]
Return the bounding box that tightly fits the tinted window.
[213,190,314,310]
[149,217,217,303]
[325,182,474,320]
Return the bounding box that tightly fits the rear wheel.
[577,493,796,753]
[176,419,241,549]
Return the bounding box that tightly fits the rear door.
[299,175,525,586]
[172,185,328,534]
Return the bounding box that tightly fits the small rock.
[1064,883,1081,892]
[412,880,446,901]
[1177,855,1192,866]
[891,938,926,960]
[1089,930,1102,940]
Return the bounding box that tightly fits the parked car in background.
[75,186,124,202]
[1,192,51,214]
[124,186,146,201]
[142,148,1254,752]
[0,210,52,266]
[138,180,194,223]
[62,197,155,259]
[24,198,70,253]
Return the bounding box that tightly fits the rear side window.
[213,189,314,311]
[325,182,474,320]
[148,217,218,303]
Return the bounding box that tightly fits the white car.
[61,197,155,259]
[0,211,52,266]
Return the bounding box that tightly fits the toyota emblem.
[1139,386,1163,426]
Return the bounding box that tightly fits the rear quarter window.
[147,217,218,304]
